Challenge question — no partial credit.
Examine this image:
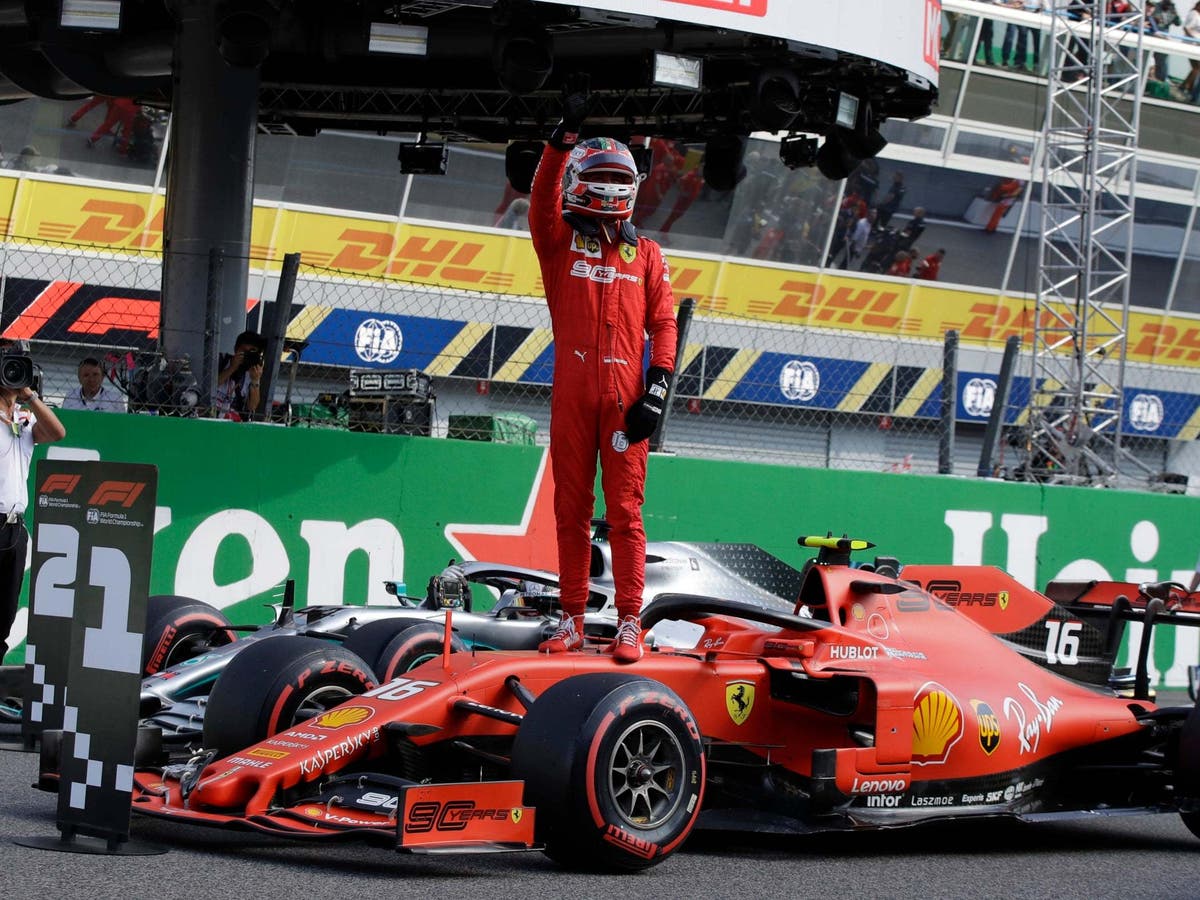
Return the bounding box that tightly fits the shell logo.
[302,806,325,818]
[912,682,964,765]
[313,706,374,729]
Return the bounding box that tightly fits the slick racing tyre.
[340,617,449,680]
[374,622,465,682]
[202,635,376,757]
[511,673,705,871]
[141,595,236,676]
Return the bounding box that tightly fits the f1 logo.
[87,480,146,508]
[924,0,942,71]
[40,474,81,496]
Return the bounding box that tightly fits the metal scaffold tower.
[1023,1,1146,486]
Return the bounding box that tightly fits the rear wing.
[1046,580,1200,623]
[902,567,1197,702]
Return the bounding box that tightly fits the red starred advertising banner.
[534,1,939,83]
[665,0,767,16]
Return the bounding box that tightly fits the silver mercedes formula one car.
[131,534,814,757]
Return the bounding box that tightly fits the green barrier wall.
[7,410,1197,686]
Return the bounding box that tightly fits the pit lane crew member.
[529,93,678,663]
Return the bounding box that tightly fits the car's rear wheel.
[201,635,375,757]
[141,595,236,676]
[510,673,705,871]
[375,622,465,682]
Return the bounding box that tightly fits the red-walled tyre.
[374,622,465,682]
[201,635,376,757]
[141,595,236,676]
[510,673,705,871]
[340,617,437,679]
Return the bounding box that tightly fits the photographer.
[0,342,66,662]
[214,330,266,421]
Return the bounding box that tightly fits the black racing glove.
[549,89,589,150]
[625,366,672,444]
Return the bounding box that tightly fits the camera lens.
[0,356,31,388]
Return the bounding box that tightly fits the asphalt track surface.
[3,721,1199,900]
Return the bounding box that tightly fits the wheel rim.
[607,719,687,830]
[292,685,357,725]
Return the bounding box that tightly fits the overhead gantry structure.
[0,0,938,396]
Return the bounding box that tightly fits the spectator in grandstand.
[0,145,60,175]
[832,208,875,270]
[851,160,881,208]
[496,196,530,230]
[724,150,779,257]
[631,138,684,229]
[658,165,704,234]
[66,95,139,155]
[528,92,677,664]
[973,1,1008,65]
[875,171,906,230]
[1002,1,1044,71]
[1185,3,1200,99]
[898,206,927,247]
[493,182,526,227]
[915,248,947,281]
[62,356,127,413]
[887,250,915,277]
[1149,2,1182,84]
[985,175,1026,232]
[825,188,870,267]
[0,339,66,663]
[214,330,266,421]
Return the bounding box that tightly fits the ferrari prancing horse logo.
[510,808,523,824]
[620,242,637,264]
[726,680,755,726]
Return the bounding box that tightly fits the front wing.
[133,773,537,853]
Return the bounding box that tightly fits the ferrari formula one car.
[114,535,1200,871]
[132,536,802,752]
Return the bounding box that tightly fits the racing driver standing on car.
[529,91,678,663]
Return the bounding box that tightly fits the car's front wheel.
[510,673,705,871]
[201,635,375,757]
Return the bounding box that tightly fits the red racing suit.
[530,143,678,621]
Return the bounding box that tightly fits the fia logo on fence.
[779,360,819,402]
[962,378,997,418]
[355,318,404,364]
[1128,394,1164,432]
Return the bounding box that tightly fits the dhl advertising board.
[5,174,1200,368]
[2,410,1197,689]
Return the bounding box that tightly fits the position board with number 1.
[22,460,157,844]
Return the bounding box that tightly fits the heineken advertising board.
[5,410,1198,686]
